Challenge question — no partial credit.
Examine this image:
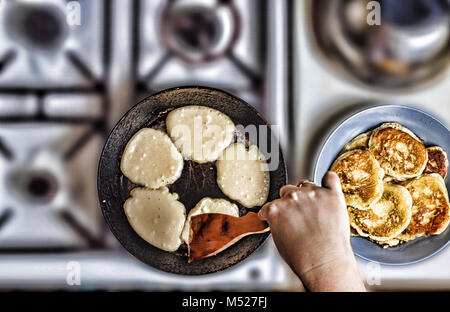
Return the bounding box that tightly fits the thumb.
[322,171,342,192]
[258,203,270,221]
[258,201,278,222]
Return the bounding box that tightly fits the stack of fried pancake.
[331,122,450,247]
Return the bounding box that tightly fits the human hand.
[259,171,365,291]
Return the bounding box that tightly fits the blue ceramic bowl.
[313,105,450,265]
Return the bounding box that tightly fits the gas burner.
[135,0,263,109]
[0,0,109,88]
[18,170,58,204]
[0,0,111,251]
[0,126,105,250]
[4,2,68,53]
[313,0,450,88]
[161,0,240,63]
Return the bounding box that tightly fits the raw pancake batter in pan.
[166,105,235,163]
[120,128,183,189]
[216,143,270,208]
[124,187,186,252]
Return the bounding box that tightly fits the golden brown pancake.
[342,131,371,153]
[380,238,401,248]
[331,149,384,210]
[348,183,412,241]
[350,226,359,236]
[369,123,427,181]
[397,174,450,241]
[423,146,448,179]
[368,237,402,248]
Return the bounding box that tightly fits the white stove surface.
[135,0,265,109]
[0,238,296,291]
[0,0,298,290]
[3,0,448,292]
[293,0,450,291]
[0,0,105,87]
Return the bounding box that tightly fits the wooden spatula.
[188,212,270,263]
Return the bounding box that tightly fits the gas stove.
[0,0,110,251]
[293,0,450,291]
[0,0,295,290]
[133,0,265,109]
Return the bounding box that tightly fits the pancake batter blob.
[166,106,235,163]
[216,143,270,208]
[120,128,183,189]
[124,187,186,252]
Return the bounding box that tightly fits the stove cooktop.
[0,0,294,290]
